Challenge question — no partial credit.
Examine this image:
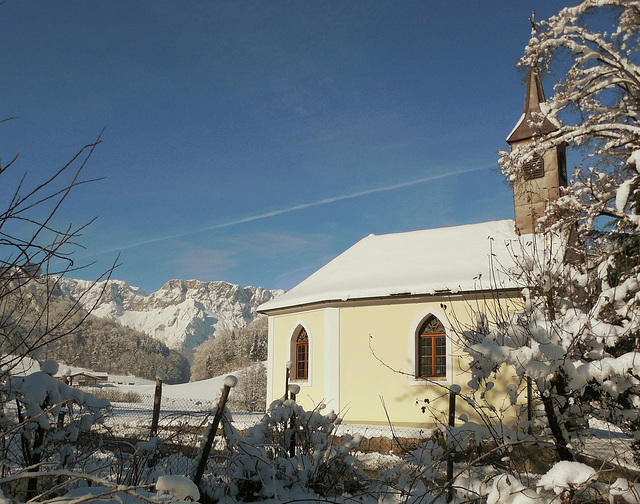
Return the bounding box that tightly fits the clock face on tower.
[523,154,544,180]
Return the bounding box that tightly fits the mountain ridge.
[56,277,283,351]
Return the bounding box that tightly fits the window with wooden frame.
[295,328,309,380]
[416,315,447,379]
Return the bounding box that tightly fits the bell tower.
[507,66,567,235]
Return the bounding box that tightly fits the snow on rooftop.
[259,220,523,312]
[506,112,526,142]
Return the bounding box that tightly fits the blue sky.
[1,1,573,293]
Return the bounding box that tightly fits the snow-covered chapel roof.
[259,219,523,312]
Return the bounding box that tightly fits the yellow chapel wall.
[266,292,523,430]
[268,308,329,409]
[338,297,522,428]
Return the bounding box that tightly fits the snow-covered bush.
[211,398,366,501]
[0,360,110,499]
[377,438,445,504]
[401,0,640,469]
[156,474,201,502]
[0,121,123,499]
[610,478,640,504]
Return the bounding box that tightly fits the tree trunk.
[540,389,573,461]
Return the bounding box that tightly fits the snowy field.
[96,373,264,435]
[106,373,230,403]
[103,376,640,475]
[75,369,640,467]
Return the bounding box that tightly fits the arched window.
[416,315,446,378]
[295,328,309,380]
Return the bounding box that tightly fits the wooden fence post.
[446,388,456,503]
[287,384,300,458]
[193,375,237,490]
[527,376,533,435]
[150,371,164,439]
[285,361,292,399]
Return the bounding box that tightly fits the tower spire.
[507,65,558,145]
[507,65,567,235]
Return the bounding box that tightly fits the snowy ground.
[107,373,233,403]
[6,361,640,504]
[72,367,640,472]
[103,379,640,476]
[26,361,640,473]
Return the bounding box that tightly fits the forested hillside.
[191,316,267,410]
[51,314,190,384]
[191,316,267,380]
[0,280,190,383]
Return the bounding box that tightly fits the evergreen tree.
[206,355,213,379]
[191,316,267,381]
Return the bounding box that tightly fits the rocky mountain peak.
[56,277,283,351]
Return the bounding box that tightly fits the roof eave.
[258,286,523,315]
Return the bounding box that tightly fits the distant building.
[68,372,108,387]
[259,66,566,429]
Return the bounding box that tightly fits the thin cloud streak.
[95,165,490,255]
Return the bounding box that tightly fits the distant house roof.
[259,219,525,312]
[70,372,108,379]
[55,366,109,382]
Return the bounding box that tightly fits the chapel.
[258,65,566,430]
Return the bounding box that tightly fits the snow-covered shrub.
[214,398,367,501]
[4,362,110,442]
[156,474,200,502]
[1,361,111,499]
[462,228,640,465]
[610,478,640,504]
[378,438,445,504]
[452,461,600,504]
[406,4,640,502]
[538,461,597,496]
[37,476,201,504]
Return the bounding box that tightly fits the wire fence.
[103,393,263,435]
[2,375,637,503]
[100,391,426,474]
[101,387,432,453]
[80,380,431,497]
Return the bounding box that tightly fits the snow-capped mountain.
[56,278,283,350]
